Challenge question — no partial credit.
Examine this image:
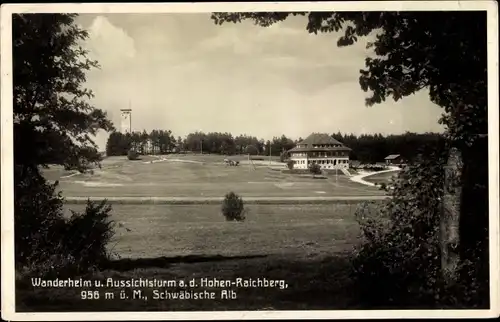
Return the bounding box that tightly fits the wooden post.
[269,145,272,166]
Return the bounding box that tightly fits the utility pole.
[269,144,272,166]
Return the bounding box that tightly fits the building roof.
[385,154,401,160]
[298,133,343,146]
[287,133,351,153]
[288,146,352,153]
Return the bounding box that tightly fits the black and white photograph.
[1,2,499,320]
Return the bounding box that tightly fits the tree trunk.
[440,146,463,283]
[458,136,489,306]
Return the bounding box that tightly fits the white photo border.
[1,1,498,320]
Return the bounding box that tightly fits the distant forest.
[106,130,445,164]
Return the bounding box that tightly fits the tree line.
[106,130,176,156]
[106,129,444,164]
[331,131,445,164]
[106,131,297,157]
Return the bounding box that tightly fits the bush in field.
[15,167,115,278]
[127,149,140,160]
[379,182,387,190]
[286,160,294,170]
[309,163,322,177]
[221,192,245,221]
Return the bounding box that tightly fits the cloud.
[85,16,136,70]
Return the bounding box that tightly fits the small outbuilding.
[384,154,403,165]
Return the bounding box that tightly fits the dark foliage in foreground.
[15,167,115,278]
[352,142,487,308]
[13,13,116,278]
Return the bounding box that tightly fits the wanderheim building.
[288,133,352,170]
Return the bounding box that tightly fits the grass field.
[64,203,361,259]
[18,155,388,311]
[18,202,371,311]
[42,154,384,198]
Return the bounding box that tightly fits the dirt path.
[349,166,400,187]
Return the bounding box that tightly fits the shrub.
[379,182,387,190]
[351,144,462,308]
[353,201,390,242]
[286,160,294,170]
[15,166,67,271]
[15,166,115,278]
[63,200,115,273]
[309,163,322,177]
[351,141,488,308]
[221,192,245,221]
[127,149,140,160]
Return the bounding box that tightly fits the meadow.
[17,154,388,311]
[63,203,361,259]
[19,202,370,311]
[42,154,385,198]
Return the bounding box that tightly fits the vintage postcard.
[1,1,499,320]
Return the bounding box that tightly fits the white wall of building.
[290,157,349,170]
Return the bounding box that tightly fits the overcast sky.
[75,13,445,150]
